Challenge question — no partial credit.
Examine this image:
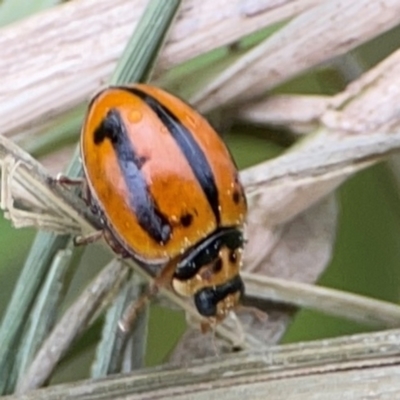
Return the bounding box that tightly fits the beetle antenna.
[230,311,246,350]
[211,319,220,356]
[237,304,268,323]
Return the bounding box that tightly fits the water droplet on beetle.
[127,109,142,123]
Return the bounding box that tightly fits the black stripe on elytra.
[125,87,221,225]
[93,109,172,244]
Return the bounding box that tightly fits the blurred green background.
[2,0,400,384]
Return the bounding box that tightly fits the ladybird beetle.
[80,84,247,321]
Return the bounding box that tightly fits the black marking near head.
[125,87,221,225]
[174,228,243,281]
[212,257,223,273]
[194,274,244,317]
[93,109,171,244]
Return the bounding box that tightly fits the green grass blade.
[110,0,181,85]
[0,233,70,394]
[15,247,74,387]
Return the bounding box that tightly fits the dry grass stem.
[6,328,400,399]
[192,0,400,111]
[0,0,314,138]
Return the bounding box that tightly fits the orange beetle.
[80,84,247,321]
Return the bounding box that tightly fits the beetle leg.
[118,283,159,333]
[118,258,178,332]
[74,230,103,246]
[103,230,130,258]
[53,174,84,186]
[50,174,95,209]
[237,304,268,323]
[229,311,246,351]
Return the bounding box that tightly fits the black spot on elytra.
[180,213,193,227]
[232,190,240,204]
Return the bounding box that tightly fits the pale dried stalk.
[0,0,316,137]
[244,272,400,328]
[234,46,400,230]
[238,41,400,132]
[192,0,400,112]
[0,136,95,234]
[6,328,400,399]
[239,45,400,230]
[237,94,331,133]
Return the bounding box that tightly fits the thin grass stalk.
[6,328,400,400]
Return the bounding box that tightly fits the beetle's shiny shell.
[81,84,246,263]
